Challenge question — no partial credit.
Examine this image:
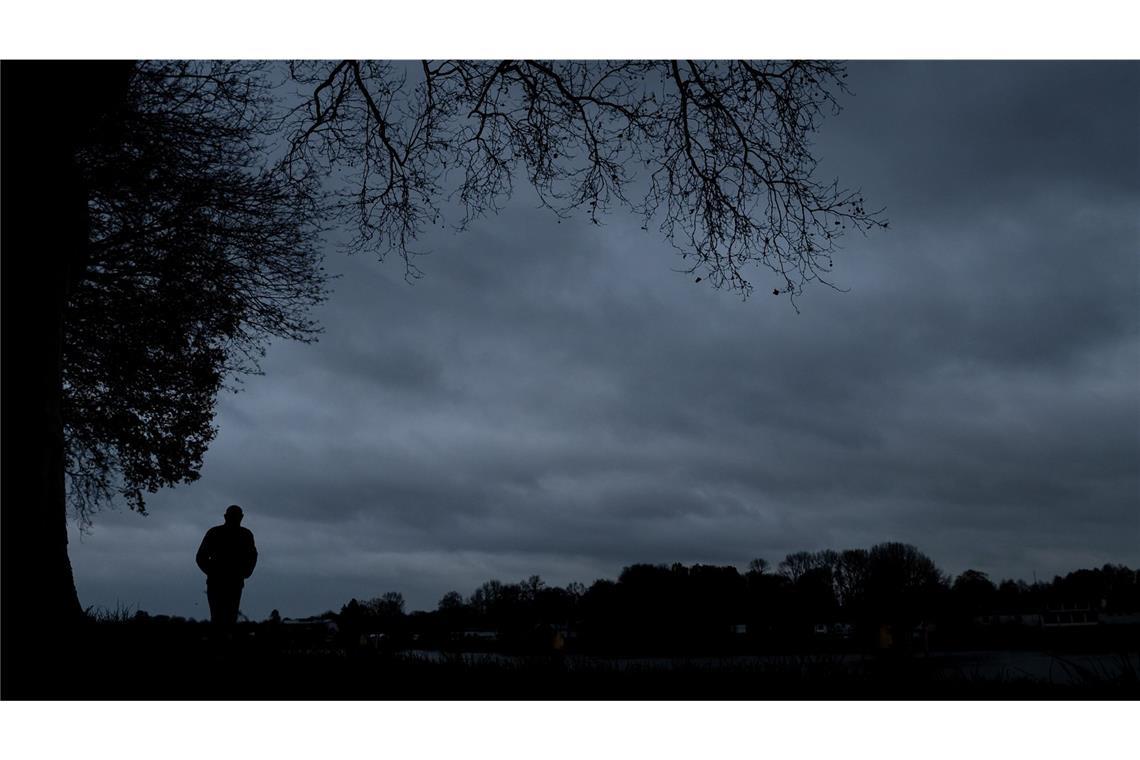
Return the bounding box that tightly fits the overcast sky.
[68,61,1140,620]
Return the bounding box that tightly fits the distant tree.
[790,565,839,620]
[369,591,406,618]
[1098,564,1140,612]
[747,558,770,575]
[744,564,791,636]
[435,590,468,632]
[951,569,997,616]
[527,585,576,625]
[469,580,504,617]
[813,549,841,572]
[580,579,622,646]
[619,563,673,586]
[809,550,841,599]
[438,590,465,612]
[520,575,547,602]
[997,579,1025,596]
[1049,565,1139,610]
[834,549,870,610]
[688,564,747,629]
[778,551,817,583]
[469,579,526,626]
[616,564,677,634]
[864,542,948,621]
[952,569,997,595]
[338,598,366,632]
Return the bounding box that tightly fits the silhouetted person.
[196,505,257,627]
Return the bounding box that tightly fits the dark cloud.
[71,62,1140,617]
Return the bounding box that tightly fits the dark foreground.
[6,622,1138,699]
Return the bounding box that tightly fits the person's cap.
[225,504,244,519]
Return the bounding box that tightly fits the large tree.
[64,61,326,525]
[3,61,324,687]
[864,542,948,622]
[1,60,883,681]
[4,61,138,646]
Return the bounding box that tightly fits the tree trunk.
[1,61,133,695]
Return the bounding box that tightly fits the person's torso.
[203,526,253,577]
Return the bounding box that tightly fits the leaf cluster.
[65,61,328,522]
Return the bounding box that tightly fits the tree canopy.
[64,61,327,522]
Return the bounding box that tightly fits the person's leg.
[207,581,242,627]
[223,585,242,626]
[206,584,223,626]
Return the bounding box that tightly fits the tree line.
[329,543,1140,654]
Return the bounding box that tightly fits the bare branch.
[285,59,885,300]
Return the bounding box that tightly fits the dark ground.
[7,621,1138,700]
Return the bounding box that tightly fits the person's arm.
[196,532,212,575]
[243,531,258,579]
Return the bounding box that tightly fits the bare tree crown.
[285,60,885,300]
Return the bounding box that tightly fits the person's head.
[224,504,244,526]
